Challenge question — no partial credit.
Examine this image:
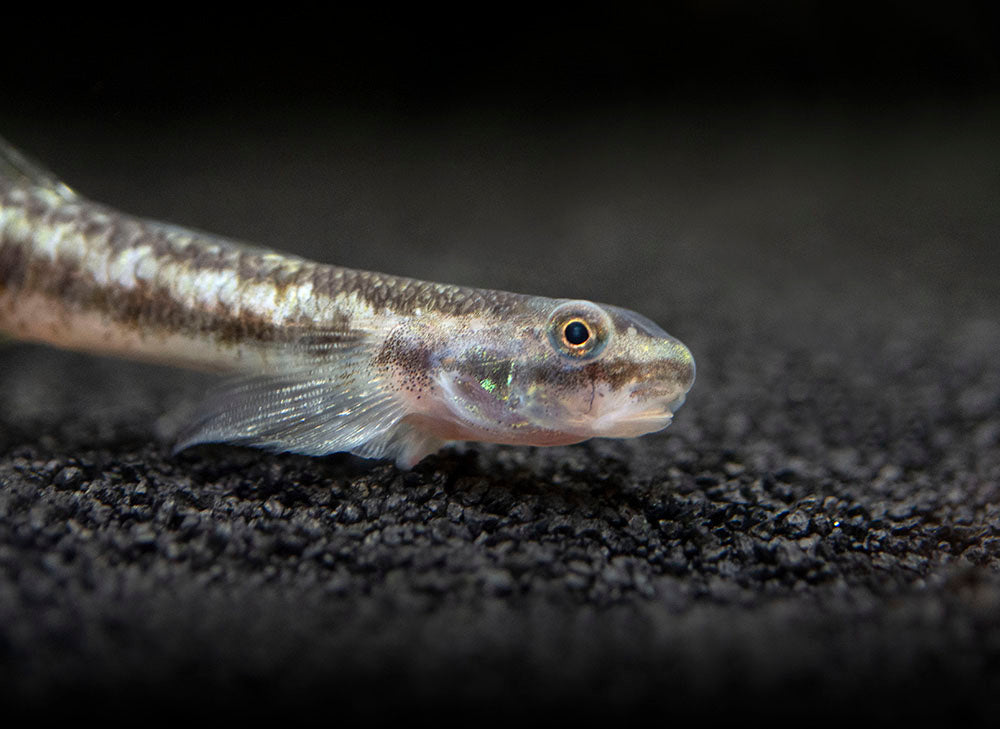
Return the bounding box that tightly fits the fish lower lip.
[594,409,673,437]
[603,408,673,428]
[627,411,673,424]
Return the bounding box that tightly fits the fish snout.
[631,341,695,413]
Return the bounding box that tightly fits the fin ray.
[174,331,440,467]
[0,135,77,200]
[351,419,447,468]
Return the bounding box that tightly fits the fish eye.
[546,301,611,360]
[563,320,590,346]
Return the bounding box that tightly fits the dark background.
[7,4,1000,111]
[2,4,999,721]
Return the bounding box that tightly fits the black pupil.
[564,321,590,345]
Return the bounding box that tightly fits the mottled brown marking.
[586,357,693,390]
[2,185,531,320]
[307,265,527,318]
[0,240,283,345]
[374,327,436,392]
[516,356,691,393]
[0,236,27,290]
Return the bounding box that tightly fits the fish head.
[430,298,695,446]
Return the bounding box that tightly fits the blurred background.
[3,3,997,438]
[2,3,1000,719]
[3,3,998,378]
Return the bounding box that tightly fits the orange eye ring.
[561,319,591,348]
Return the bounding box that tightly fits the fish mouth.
[555,386,690,440]
[622,403,678,424]
[592,395,682,438]
[593,410,673,438]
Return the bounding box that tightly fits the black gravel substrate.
[1,103,998,720]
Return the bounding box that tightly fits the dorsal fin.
[0,135,77,201]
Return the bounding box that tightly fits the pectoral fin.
[174,332,441,467]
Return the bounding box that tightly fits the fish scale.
[0,136,695,468]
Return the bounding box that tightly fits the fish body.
[0,138,695,467]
